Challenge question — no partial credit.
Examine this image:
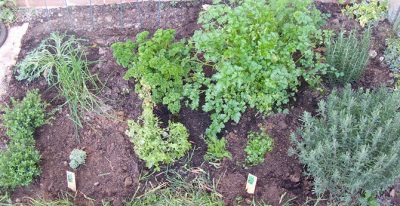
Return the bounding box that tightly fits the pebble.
[202,4,211,11]
[105,15,113,22]
[278,120,288,130]
[63,161,68,166]
[15,198,21,203]
[58,13,63,17]
[390,189,395,197]
[94,182,100,186]
[124,177,133,187]
[369,50,377,58]
[379,56,385,62]
[289,173,301,183]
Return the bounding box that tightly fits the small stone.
[105,15,113,22]
[122,166,128,171]
[245,198,252,204]
[390,189,395,197]
[278,120,288,130]
[117,111,124,117]
[332,18,340,25]
[202,4,211,11]
[58,13,62,17]
[94,182,100,186]
[15,198,21,203]
[289,173,301,183]
[369,50,377,58]
[124,177,133,187]
[63,161,68,166]
[379,56,385,62]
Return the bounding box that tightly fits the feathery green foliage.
[245,129,274,167]
[0,90,47,188]
[189,0,328,139]
[325,28,371,85]
[203,136,231,162]
[111,29,202,114]
[290,85,400,204]
[126,82,191,171]
[15,32,103,138]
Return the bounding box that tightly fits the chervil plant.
[290,85,400,204]
[245,129,274,167]
[189,0,328,139]
[125,82,191,171]
[112,29,202,114]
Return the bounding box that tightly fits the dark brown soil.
[1,1,398,205]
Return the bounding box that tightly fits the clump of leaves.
[2,90,48,139]
[384,38,400,73]
[325,27,371,85]
[342,0,388,27]
[245,129,274,167]
[0,0,16,23]
[14,32,104,138]
[69,149,87,170]
[111,29,202,114]
[0,90,47,188]
[189,0,328,139]
[290,85,400,204]
[126,82,191,171]
[203,136,231,162]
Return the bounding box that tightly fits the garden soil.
[1,1,399,205]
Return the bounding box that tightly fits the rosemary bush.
[290,85,400,204]
[325,28,371,85]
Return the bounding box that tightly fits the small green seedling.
[69,149,87,170]
[244,128,274,167]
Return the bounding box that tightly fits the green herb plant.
[170,1,177,7]
[125,82,191,171]
[325,27,371,85]
[290,85,400,204]
[189,0,328,140]
[15,32,104,138]
[342,0,388,27]
[69,149,87,170]
[0,0,16,23]
[384,38,400,73]
[244,129,274,167]
[0,90,47,188]
[203,136,231,162]
[112,29,202,114]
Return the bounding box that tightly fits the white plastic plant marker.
[67,171,76,192]
[246,173,257,194]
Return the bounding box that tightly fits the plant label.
[66,171,76,192]
[246,173,257,194]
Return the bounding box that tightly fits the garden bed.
[1,0,400,205]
